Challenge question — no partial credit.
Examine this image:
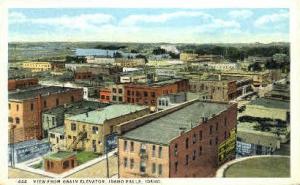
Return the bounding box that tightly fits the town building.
[64,104,150,154]
[124,79,189,108]
[115,58,146,67]
[44,151,77,174]
[180,53,222,63]
[118,100,237,177]
[236,122,281,157]
[99,88,112,103]
[86,56,115,65]
[22,61,53,72]
[8,86,83,143]
[120,74,147,84]
[8,78,39,91]
[189,76,237,102]
[49,126,66,152]
[8,139,50,165]
[109,84,125,103]
[42,100,108,138]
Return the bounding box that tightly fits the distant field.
[224,156,290,177]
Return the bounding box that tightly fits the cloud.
[9,12,115,30]
[193,18,240,33]
[254,11,289,27]
[120,11,212,26]
[229,10,253,19]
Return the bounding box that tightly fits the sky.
[8,8,289,43]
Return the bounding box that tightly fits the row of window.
[112,96,123,102]
[112,88,123,94]
[8,96,75,111]
[124,141,163,158]
[8,117,20,124]
[71,123,99,134]
[123,158,163,175]
[127,90,156,98]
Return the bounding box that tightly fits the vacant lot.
[224,156,290,177]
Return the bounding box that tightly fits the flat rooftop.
[43,101,109,116]
[9,86,79,101]
[44,151,76,161]
[122,101,230,145]
[249,98,289,110]
[49,126,64,135]
[66,104,148,125]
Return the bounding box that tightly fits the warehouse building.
[118,100,237,177]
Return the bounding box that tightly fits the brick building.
[8,78,39,91]
[44,151,77,174]
[189,76,237,101]
[8,86,83,143]
[64,104,149,154]
[109,84,125,103]
[118,100,237,177]
[74,71,93,80]
[124,79,189,108]
[99,88,112,103]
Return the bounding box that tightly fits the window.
[224,117,227,126]
[174,144,178,156]
[68,135,71,139]
[144,91,148,97]
[71,96,74,102]
[60,135,64,140]
[50,133,55,138]
[158,164,162,175]
[193,150,196,160]
[112,88,117,93]
[118,89,123,94]
[199,130,202,141]
[101,95,105,99]
[140,161,146,173]
[127,90,131,96]
[15,117,20,124]
[8,103,11,110]
[216,122,218,131]
[158,146,162,158]
[185,155,189,165]
[119,97,123,102]
[124,157,128,168]
[175,161,178,173]
[158,100,162,106]
[71,123,76,131]
[130,159,134,169]
[209,125,213,135]
[224,131,227,139]
[112,96,117,101]
[215,137,218,145]
[192,133,197,144]
[151,92,156,98]
[63,161,69,169]
[16,104,19,111]
[130,141,134,152]
[152,163,156,174]
[166,101,169,106]
[199,146,202,156]
[92,126,98,134]
[209,139,212,145]
[106,96,109,100]
[44,100,47,107]
[8,117,13,123]
[152,145,156,157]
[52,117,55,126]
[185,138,189,149]
[124,140,128,151]
[56,98,59,106]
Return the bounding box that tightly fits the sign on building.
[218,129,236,164]
[105,133,118,152]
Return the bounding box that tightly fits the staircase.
[68,131,87,151]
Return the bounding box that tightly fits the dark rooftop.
[43,100,109,116]
[249,98,290,110]
[122,101,230,145]
[9,86,80,101]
